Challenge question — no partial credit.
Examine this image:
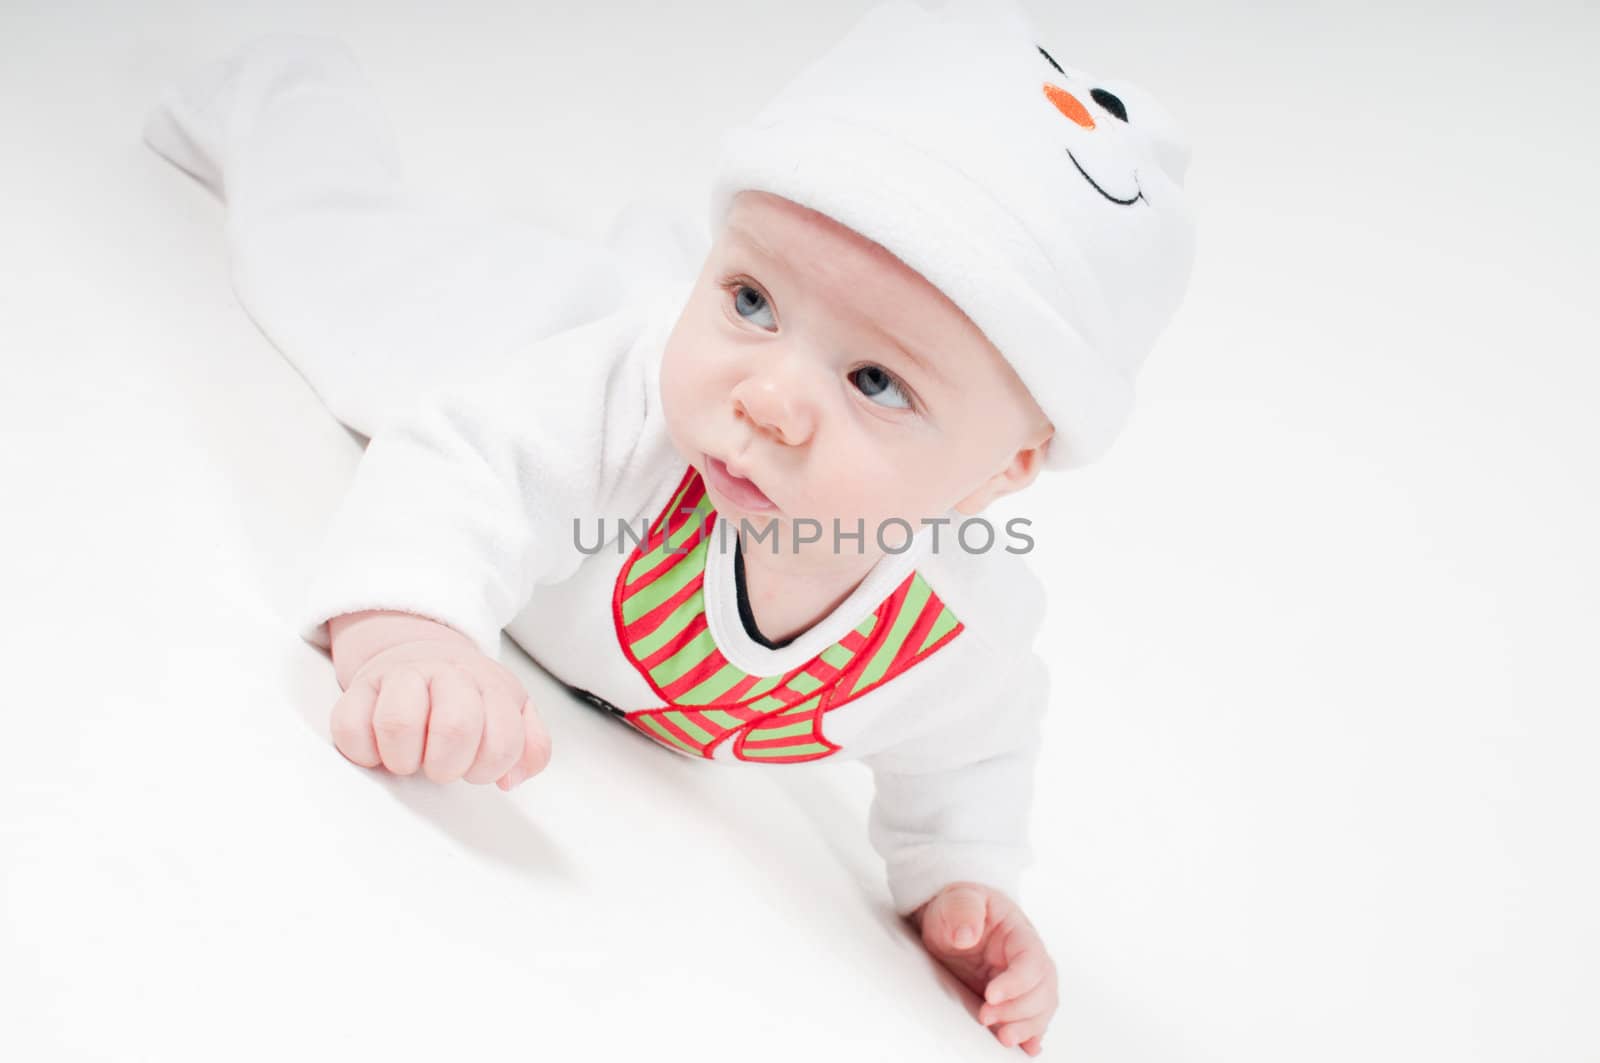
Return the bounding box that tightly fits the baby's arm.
[863,650,1058,1053]
[297,305,669,784]
[299,307,662,657]
[865,651,1047,913]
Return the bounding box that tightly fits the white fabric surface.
[4,3,1598,1062]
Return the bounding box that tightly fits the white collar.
[699,515,934,677]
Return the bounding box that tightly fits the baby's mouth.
[704,454,779,515]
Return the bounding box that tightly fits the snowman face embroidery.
[1036,44,1145,207]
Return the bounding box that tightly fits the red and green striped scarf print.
[610,465,964,763]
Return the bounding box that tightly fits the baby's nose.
[732,376,817,447]
[1042,82,1095,130]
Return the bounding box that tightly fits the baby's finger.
[371,666,430,775]
[922,884,990,953]
[420,667,484,784]
[498,700,552,790]
[464,682,526,785]
[985,931,1050,1006]
[1020,1035,1044,1056]
[329,672,382,767]
[993,1015,1048,1052]
[979,973,1056,1027]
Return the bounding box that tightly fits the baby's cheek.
[656,364,703,461]
[660,334,714,397]
[836,479,912,536]
[850,458,923,517]
[663,342,730,411]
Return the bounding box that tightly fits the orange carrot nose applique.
[1042,82,1095,129]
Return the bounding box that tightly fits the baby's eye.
[728,282,776,330]
[850,364,912,410]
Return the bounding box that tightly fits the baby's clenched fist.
[326,611,551,789]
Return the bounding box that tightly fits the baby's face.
[659,190,1052,557]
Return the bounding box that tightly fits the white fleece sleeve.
[863,649,1049,917]
[296,301,671,660]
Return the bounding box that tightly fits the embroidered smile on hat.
[706,0,1198,469]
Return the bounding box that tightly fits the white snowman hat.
[706,0,1198,469]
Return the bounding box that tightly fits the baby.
[143,0,1195,1054]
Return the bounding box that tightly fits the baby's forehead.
[722,203,907,291]
[720,199,975,356]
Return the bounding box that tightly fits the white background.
[3,1,1597,1060]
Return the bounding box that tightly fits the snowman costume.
[142,0,1196,915]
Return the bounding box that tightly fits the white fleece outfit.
[144,34,1053,916]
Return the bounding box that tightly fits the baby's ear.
[953,439,1049,515]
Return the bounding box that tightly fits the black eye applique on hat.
[1037,45,1145,207]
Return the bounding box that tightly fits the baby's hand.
[326,611,551,789]
[912,882,1059,1055]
